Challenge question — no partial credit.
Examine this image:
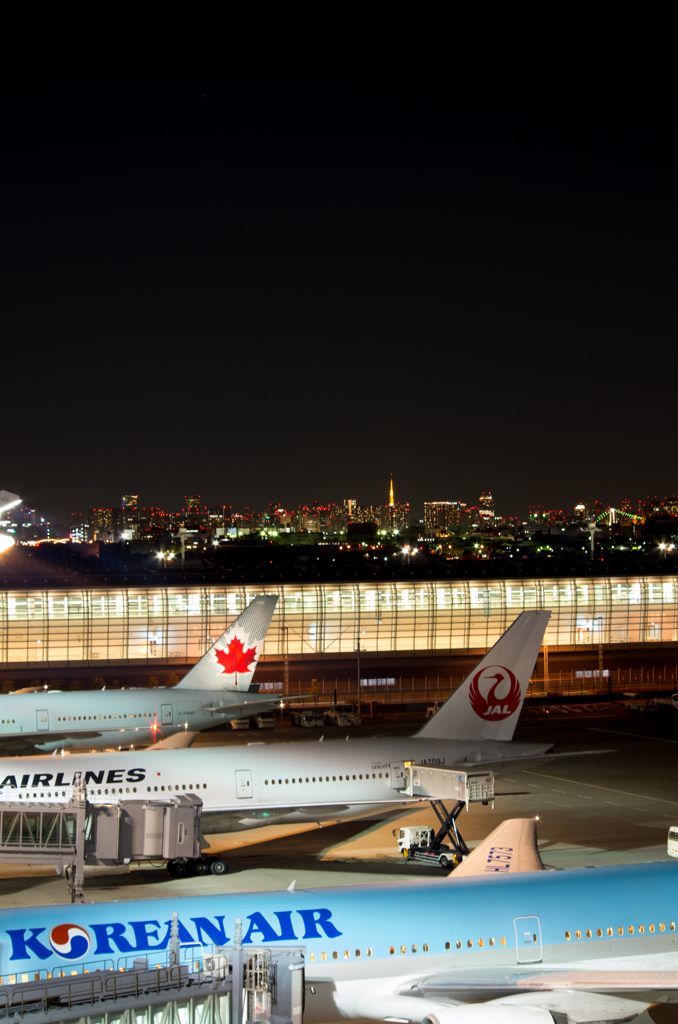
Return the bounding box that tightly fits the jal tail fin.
[176,595,278,692]
[449,818,545,879]
[416,610,550,742]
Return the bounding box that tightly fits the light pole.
[282,626,289,693]
[595,616,605,694]
[356,641,361,715]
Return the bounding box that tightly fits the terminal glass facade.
[0,576,676,668]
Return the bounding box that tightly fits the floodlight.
[0,535,14,554]
[0,490,21,516]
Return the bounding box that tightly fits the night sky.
[2,27,676,522]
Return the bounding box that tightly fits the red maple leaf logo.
[214,636,257,675]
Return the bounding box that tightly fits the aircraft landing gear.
[167,856,229,878]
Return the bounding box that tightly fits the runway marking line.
[523,771,678,806]
[589,727,678,745]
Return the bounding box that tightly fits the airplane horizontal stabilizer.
[416,611,551,743]
[176,595,278,693]
[449,818,544,879]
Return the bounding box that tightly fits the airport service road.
[0,711,675,911]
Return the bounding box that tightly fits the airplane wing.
[412,967,678,998]
[147,731,201,750]
[200,693,317,714]
[450,749,616,775]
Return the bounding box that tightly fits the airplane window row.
[565,923,675,940]
[57,714,153,722]
[309,949,374,962]
[308,938,508,961]
[265,774,388,784]
[146,785,207,792]
[7,784,208,800]
[0,720,16,725]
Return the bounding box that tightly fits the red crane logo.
[469,665,521,721]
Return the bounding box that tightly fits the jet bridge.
[0,785,203,901]
[0,915,304,1024]
[399,765,496,865]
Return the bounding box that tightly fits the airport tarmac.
[0,709,675,908]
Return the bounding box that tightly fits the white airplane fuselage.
[0,734,553,833]
[0,687,275,752]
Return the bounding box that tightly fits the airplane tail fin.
[175,595,278,692]
[416,610,550,742]
[448,818,545,879]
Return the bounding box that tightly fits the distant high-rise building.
[353,504,380,525]
[185,495,201,512]
[122,495,138,511]
[380,502,409,532]
[389,475,394,506]
[89,508,113,539]
[574,502,587,524]
[424,501,465,535]
[479,492,494,524]
[343,498,356,523]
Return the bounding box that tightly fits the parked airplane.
[0,596,282,753]
[1,818,676,1024]
[0,611,606,849]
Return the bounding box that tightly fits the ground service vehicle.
[291,709,324,727]
[655,693,678,710]
[254,711,275,728]
[229,717,250,730]
[324,702,361,726]
[397,825,460,868]
[622,693,678,712]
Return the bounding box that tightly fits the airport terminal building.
[1,573,677,670]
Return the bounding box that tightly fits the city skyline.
[5,482,676,535]
[2,34,675,528]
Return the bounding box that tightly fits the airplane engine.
[423,1007,555,1024]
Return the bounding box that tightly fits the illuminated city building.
[479,492,494,525]
[88,508,113,540]
[1,573,676,670]
[121,494,138,511]
[424,501,465,536]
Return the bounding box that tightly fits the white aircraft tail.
[176,595,278,692]
[416,610,550,742]
[448,818,545,879]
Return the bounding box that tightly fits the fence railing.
[281,666,678,705]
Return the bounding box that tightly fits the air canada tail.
[416,610,550,742]
[175,595,278,692]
